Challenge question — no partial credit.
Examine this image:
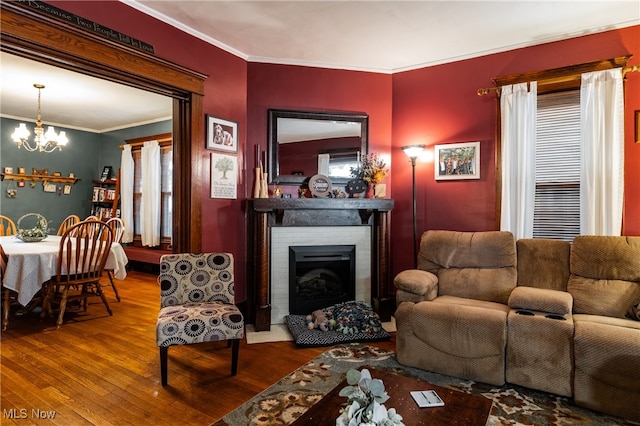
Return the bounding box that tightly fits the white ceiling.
[1,1,638,132]
[129,0,639,73]
[0,53,173,133]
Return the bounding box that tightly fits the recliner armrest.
[394,269,438,301]
[508,286,573,315]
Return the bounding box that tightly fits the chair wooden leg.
[95,284,113,316]
[55,287,70,329]
[231,339,239,376]
[2,288,10,331]
[160,346,168,386]
[107,271,121,302]
[40,283,53,319]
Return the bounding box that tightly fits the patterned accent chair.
[156,253,244,386]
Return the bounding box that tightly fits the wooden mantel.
[248,198,394,331]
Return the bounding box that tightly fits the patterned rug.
[212,343,638,426]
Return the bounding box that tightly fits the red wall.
[50,1,640,299]
[54,1,251,300]
[391,25,640,275]
[247,63,393,182]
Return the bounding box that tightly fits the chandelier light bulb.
[57,131,69,147]
[12,84,69,153]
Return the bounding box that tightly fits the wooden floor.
[0,271,395,425]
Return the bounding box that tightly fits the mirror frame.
[268,109,368,185]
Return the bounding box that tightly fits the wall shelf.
[0,173,79,184]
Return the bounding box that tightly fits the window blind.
[533,91,580,241]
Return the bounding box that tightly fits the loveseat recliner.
[394,230,640,422]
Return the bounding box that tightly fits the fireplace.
[249,198,394,331]
[289,245,356,314]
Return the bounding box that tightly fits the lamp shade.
[402,145,425,159]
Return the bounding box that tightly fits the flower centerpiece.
[15,213,49,242]
[336,368,404,426]
[350,153,389,198]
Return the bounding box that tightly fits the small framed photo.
[18,167,26,174]
[101,166,113,181]
[206,115,238,152]
[17,181,25,188]
[43,182,56,193]
[3,167,13,174]
[63,185,72,195]
[435,141,481,180]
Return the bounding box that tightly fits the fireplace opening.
[289,245,356,315]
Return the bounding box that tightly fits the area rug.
[212,343,637,426]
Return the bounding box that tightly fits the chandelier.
[11,84,69,153]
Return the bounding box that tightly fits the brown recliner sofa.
[394,230,640,422]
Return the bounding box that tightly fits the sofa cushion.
[569,236,640,318]
[396,297,509,385]
[573,316,640,422]
[508,286,573,315]
[418,230,517,304]
[516,238,570,291]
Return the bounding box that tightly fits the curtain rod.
[477,64,640,96]
[119,137,172,149]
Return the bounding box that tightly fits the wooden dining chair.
[57,214,81,236]
[40,220,114,329]
[156,253,244,386]
[103,218,125,302]
[0,215,17,237]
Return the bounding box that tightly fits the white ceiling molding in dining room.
[0,52,173,133]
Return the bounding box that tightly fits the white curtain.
[120,145,134,243]
[500,82,537,239]
[141,141,161,246]
[317,153,330,176]
[580,69,624,236]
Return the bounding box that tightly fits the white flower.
[336,369,405,426]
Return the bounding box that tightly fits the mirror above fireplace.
[268,109,369,185]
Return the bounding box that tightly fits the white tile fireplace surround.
[270,226,371,324]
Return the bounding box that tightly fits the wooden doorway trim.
[0,3,205,252]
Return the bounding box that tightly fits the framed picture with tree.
[210,152,237,199]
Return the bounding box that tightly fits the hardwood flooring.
[0,271,395,425]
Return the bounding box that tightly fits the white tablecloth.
[0,235,128,306]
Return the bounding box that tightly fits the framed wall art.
[206,115,238,152]
[434,141,480,180]
[210,152,238,199]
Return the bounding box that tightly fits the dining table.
[0,235,128,307]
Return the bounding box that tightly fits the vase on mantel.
[365,183,375,198]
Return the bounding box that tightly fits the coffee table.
[290,367,492,425]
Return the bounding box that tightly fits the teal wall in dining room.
[0,117,171,234]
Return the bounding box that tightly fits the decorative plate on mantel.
[309,174,332,197]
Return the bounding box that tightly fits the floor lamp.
[402,145,425,268]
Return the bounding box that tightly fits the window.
[127,134,173,249]
[533,91,580,241]
[494,56,629,240]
